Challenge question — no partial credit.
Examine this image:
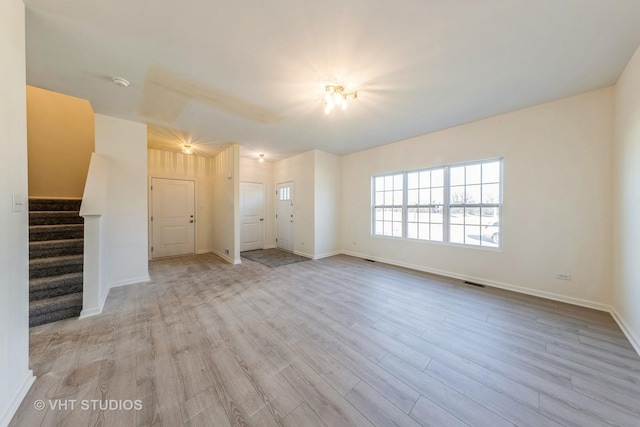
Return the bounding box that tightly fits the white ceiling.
[24,0,640,161]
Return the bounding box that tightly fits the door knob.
[260,218,264,221]
[190,220,194,223]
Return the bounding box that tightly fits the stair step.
[29,198,82,212]
[29,211,83,226]
[29,292,82,327]
[29,224,84,241]
[30,272,83,301]
[29,254,83,279]
[30,238,84,259]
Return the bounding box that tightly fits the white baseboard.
[294,250,314,259]
[212,249,234,264]
[0,370,35,427]
[109,275,150,289]
[610,308,640,357]
[263,245,276,249]
[340,250,611,312]
[312,250,342,260]
[79,288,109,319]
[196,249,213,254]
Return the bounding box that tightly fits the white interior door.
[240,182,264,252]
[151,178,195,259]
[276,182,294,252]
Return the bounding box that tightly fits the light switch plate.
[12,193,24,212]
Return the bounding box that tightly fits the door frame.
[240,181,265,252]
[275,181,294,252]
[148,176,197,259]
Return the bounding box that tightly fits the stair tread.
[30,254,83,266]
[30,292,83,310]
[30,238,84,246]
[30,272,83,286]
[29,224,83,229]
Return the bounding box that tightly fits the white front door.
[151,178,195,259]
[276,182,294,252]
[240,182,264,252]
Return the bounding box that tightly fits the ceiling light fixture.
[182,143,193,155]
[258,153,265,162]
[324,85,357,114]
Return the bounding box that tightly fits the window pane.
[420,171,430,187]
[375,192,384,206]
[392,208,402,222]
[466,185,481,204]
[384,175,393,191]
[450,166,465,186]
[375,176,384,190]
[431,224,443,241]
[465,225,481,245]
[466,208,481,225]
[450,207,464,224]
[482,161,501,183]
[408,172,419,189]
[383,208,392,221]
[431,187,443,204]
[418,208,429,222]
[407,208,417,222]
[384,222,392,235]
[392,222,402,237]
[451,186,465,204]
[432,169,444,187]
[419,189,430,205]
[384,192,393,205]
[407,222,418,239]
[408,189,418,205]
[375,208,383,220]
[482,183,500,204]
[418,223,429,240]
[393,174,403,189]
[375,221,382,234]
[466,164,481,184]
[393,190,403,205]
[450,224,464,243]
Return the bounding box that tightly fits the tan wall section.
[27,86,95,198]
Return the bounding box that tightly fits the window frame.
[371,158,503,249]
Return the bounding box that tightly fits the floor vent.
[464,280,486,288]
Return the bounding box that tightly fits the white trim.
[263,244,276,249]
[108,275,150,289]
[294,250,315,259]
[312,250,342,260]
[79,288,109,319]
[196,249,213,254]
[212,249,235,264]
[340,250,610,312]
[610,308,640,357]
[0,370,35,427]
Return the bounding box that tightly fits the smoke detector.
[112,76,130,87]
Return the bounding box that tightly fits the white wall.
[148,149,215,254]
[94,114,149,287]
[212,145,240,263]
[314,151,342,258]
[341,88,614,309]
[274,151,316,257]
[239,157,276,248]
[613,45,640,353]
[0,2,35,426]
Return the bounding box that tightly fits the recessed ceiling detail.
[147,123,229,158]
[138,66,284,125]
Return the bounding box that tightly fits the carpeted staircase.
[29,198,84,327]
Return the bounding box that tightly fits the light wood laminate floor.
[11,253,640,426]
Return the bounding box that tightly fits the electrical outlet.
[556,273,571,281]
[225,249,229,255]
